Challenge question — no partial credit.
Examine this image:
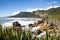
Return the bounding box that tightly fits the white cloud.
[11,6,60,16]
[11,8,44,16]
[47,6,60,9]
[11,11,20,15]
[23,6,60,12]
[48,1,58,5]
[21,8,45,12]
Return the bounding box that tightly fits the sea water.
[0,17,42,28]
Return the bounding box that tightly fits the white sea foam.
[2,19,35,29]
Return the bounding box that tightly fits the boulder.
[13,21,22,31]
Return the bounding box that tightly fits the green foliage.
[0,24,60,40]
[49,14,60,20]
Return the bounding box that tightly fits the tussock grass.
[0,24,60,40]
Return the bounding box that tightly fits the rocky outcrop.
[13,21,22,31]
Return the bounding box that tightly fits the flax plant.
[0,24,60,40]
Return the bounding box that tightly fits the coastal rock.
[13,21,22,31]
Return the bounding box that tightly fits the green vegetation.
[49,14,60,20]
[48,7,60,20]
[0,24,60,40]
[8,7,60,20]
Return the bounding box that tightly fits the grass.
[0,24,60,40]
[49,14,60,20]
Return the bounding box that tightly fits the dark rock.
[34,29,43,35]
[37,21,43,24]
[13,21,21,27]
[12,21,22,31]
[28,24,35,27]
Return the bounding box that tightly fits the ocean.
[0,17,42,27]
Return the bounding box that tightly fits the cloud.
[11,11,20,15]
[11,6,60,16]
[47,6,60,9]
[23,6,60,11]
[48,1,58,5]
[21,8,45,12]
[11,8,44,16]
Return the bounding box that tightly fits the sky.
[0,0,60,17]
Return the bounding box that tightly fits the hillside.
[48,7,60,20]
[9,7,60,19]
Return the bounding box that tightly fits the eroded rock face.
[47,25,58,32]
